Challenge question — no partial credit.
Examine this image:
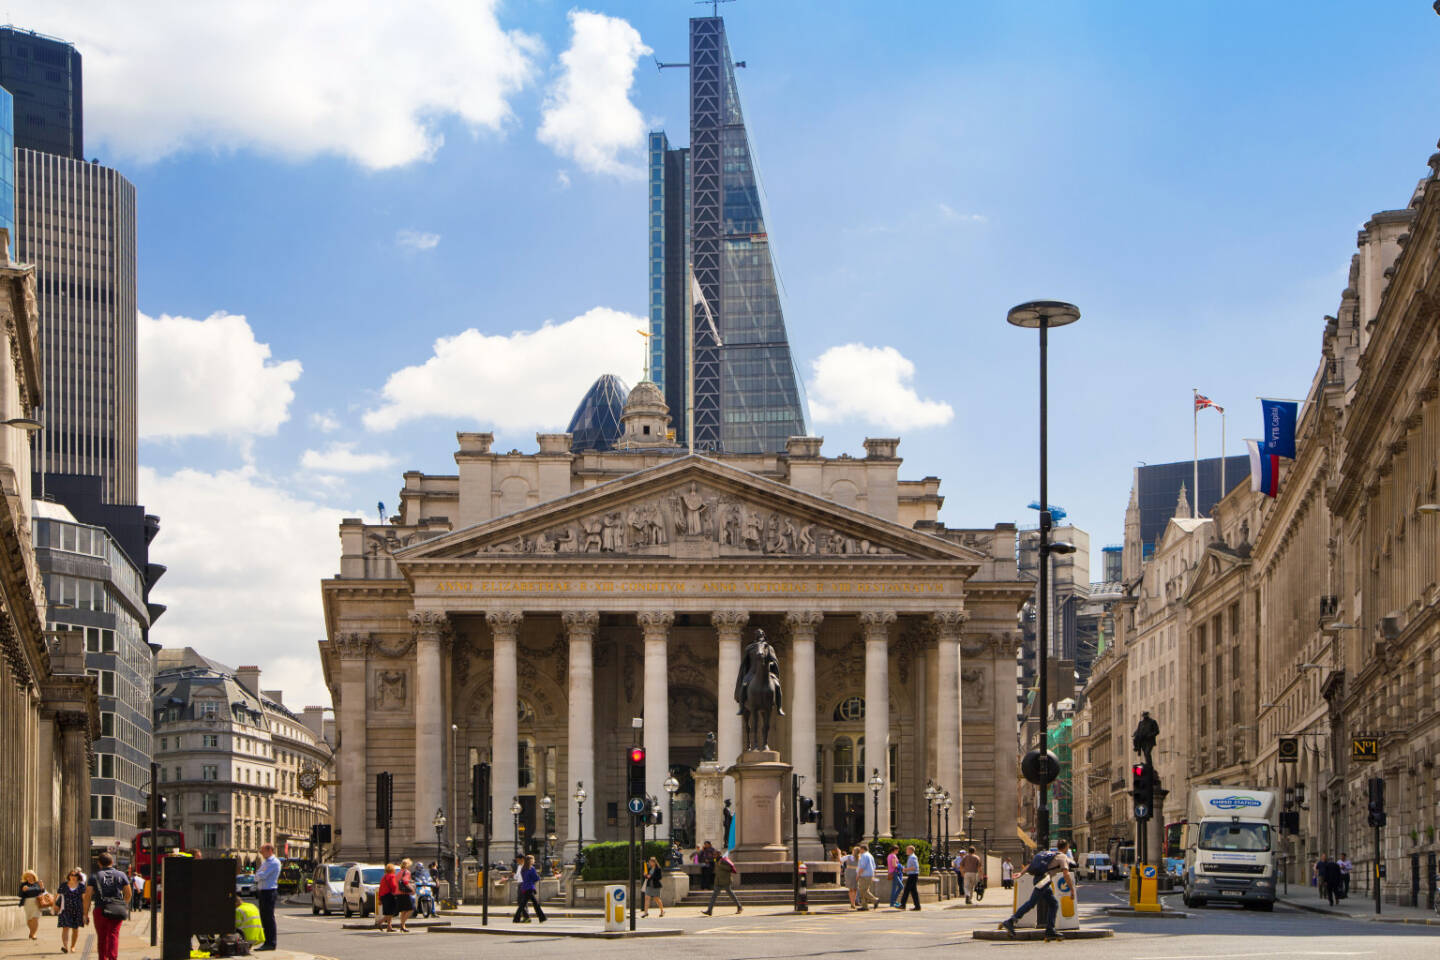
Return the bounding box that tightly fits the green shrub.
[578,841,672,882]
[872,838,933,875]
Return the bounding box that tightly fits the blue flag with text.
[1260,399,1297,459]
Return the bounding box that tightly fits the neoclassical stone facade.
[320,426,1031,863]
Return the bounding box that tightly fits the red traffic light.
[629,746,646,764]
[1132,764,1145,778]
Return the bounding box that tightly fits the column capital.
[562,610,600,638]
[711,609,749,639]
[859,610,897,638]
[486,609,524,638]
[930,609,969,639]
[784,609,824,637]
[334,632,370,660]
[409,610,453,645]
[637,610,675,639]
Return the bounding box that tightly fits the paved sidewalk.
[0,911,335,959]
[1278,892,1440,925]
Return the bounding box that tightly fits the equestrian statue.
[735,629,784,751]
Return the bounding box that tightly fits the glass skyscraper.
[0,27,83,160]
[650,15,806,454]
[0,85,13,258]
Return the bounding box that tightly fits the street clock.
[298,767,321,798]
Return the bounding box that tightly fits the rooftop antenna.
[697,0,737,17]
[658,2,746,71]
[636,328,654,380]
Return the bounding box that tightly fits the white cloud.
[556,170,572,190]
[300,442,398,474]
[139,311,303,439]
[309,412,342,433]
[537,10,651,177]
[141,465,356,710]
[363,307,643,432]
[396,229,441,251]
[808,344,954,430]
[14,0,540,169]
[938,203,986,223]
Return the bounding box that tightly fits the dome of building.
[567,374,630,452]
[618,380,672,448]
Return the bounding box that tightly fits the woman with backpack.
[82,852,131,960]
[999,840,1075,942]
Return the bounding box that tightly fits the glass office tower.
[650,16,806,454]
[0,86,13,258]
[0,27,83,160]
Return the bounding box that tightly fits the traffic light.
[471,762,491,822]
[1132,763,1154,821]
[157,794,168,827]
[1367,777,1386,828]
[799,796,817,824]
[627,746,646,800]
[310,823,332,845]
[376,771,393,830]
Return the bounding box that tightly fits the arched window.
[833,736,854,783]
[856,735,866,784]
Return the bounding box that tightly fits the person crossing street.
[999,840,1074,942]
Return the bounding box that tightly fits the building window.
[202,764,218,781]
[833,696,865,722]
[203,735,218,748]
[101,712,115,737]
[173,766,182,781]
[832,736,855,784]
[518,739,535,789]
[160,736,168,751]
[197,701,218,719]
[160,767,168,783]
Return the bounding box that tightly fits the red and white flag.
[1194,392,1223,413]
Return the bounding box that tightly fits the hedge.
[579,841,671,882]
[870,838,933,875]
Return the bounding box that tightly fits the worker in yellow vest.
[234,894,264,945]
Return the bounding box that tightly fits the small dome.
[567,375,630,452]
[624,379,667,414]
[618,379,672,448]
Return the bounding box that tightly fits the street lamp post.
[573,782,588,871]
[867,769,884,846]
[539,796,553,874]
[433,808,447,885]
[966,800,975,844]
[1007,298,1080,853]
[663,775,680,865]
[924,781,937,872]
[941,794,952,867]
[509,798,522,862]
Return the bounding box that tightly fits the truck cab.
[1182,788,1278,910]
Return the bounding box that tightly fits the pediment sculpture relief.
[467,481,896,558]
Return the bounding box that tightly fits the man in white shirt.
[855,844,879,910]
[254,843,282,951]
[1000,840,1075,942]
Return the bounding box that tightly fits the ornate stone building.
[0,231,96,934]
[320,392,1033,863]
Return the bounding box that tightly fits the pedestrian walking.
[999,840,1074,942]
[1001,856,1014,890]
[900,845,922,911]
[701,851,742,915]
[698,840,717,890]
[842,846,858,908]
[18,869,46,941]
[642,856,665,917]
[377,863,400,931]
[254,842,281,951]
[395,858,415,931]
[1314,854,1328,901]
[512,854,546,924]
[959,847,982,904]
[856,843,879,910]
[129,872,144,911]
[1337,853,1352,898]
[82,851,131,960]
[54,867,86,954]
[887,847,902,907]
[1321,855,1343,907]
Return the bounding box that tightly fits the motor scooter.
[415,880,436,918]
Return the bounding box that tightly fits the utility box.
[163,857,238,960]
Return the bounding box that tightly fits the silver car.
[311,862,354,916]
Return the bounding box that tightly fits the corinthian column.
[932,609,968,815]
[488,610,523,847]
[563,611,599,852]
[786,610,823,856]
[334,632,371,857]
[638,610,675,840]
[58,712,91,879]
[860,611,896,839]
[711,609,749,803]
[411,611,451,843]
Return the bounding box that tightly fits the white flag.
[691,273,723,346]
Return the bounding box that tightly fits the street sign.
[627,796,646,814]
[1277,737,1299,763]
[1352,737,1379,762]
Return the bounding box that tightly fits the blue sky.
[18,1,1440,706]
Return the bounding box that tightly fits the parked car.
[312,862,354,916]
[1081,852,1113,881]
[342,863,385,918]
[235,874,257,897]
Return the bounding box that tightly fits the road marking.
[1134,953,1374,959]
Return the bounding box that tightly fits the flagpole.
[1220,410,1226,500]
[1192,389,1199,519]
[686,261,695,456]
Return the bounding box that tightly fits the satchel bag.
[100,896,130,921]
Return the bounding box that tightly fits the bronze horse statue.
[735,630,784,751]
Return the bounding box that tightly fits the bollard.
[798,862,808,913]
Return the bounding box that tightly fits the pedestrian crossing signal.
[799,796,817,824]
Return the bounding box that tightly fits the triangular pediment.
[396,456,983,567]
[1182,544,1249,603]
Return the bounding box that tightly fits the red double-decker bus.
[132,829,185,880]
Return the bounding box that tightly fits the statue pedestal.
[726,749,791,864]
[692,762,728,850]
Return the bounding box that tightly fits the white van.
[1081,852,1113,881]
[342,863,385,918]
[312,862,354,915]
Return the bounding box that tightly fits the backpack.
[1026,851,1056,878]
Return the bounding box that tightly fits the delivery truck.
[1181,788,1279,910]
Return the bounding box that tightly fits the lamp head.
[1006,300,1080,329]
[1048,540,1077,555]
[540,795,552,810]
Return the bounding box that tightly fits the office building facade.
[1129,456,1249,561]
[0,27,83,160]
[649,16,806,454]
[17,149,139,506]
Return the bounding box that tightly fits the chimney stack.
[236,665,261,696]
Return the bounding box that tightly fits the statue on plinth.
[735,628,784,751]
[1132,711,1159,768]
[701,731,718,762]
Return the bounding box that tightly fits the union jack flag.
[1194,392,1223,413]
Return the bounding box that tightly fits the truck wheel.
[312,904,320,915]
[343,902,352,918]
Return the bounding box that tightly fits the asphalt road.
[270,884,1439,960]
